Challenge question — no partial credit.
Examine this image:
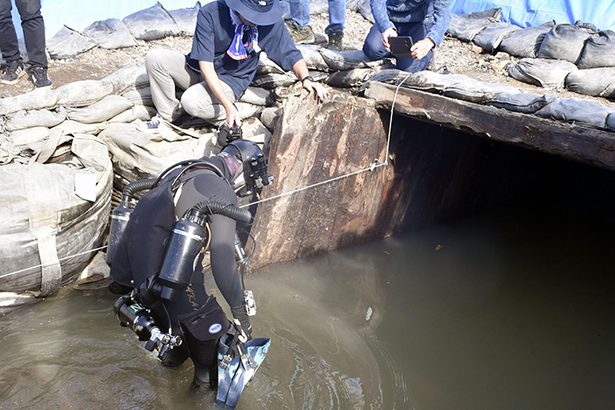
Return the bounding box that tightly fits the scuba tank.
[157,208,209,301]
[106,178,157,266]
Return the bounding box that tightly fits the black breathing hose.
[193,200,252,224]
[120,178,157,207]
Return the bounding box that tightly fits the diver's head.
[220,140,272,197]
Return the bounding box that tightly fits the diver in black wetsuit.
[108,139,270,389]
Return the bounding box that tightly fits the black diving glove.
[231,305,252,340]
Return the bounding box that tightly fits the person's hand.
[225,105,241,128]
[302,78,329,102]
[411,38,435,60]
[381,27,397,52]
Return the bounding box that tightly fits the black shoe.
[29,66,52,88]
[327,30,344,50]
[0,60,26,85]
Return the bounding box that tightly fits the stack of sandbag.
[370,69,615,132]
[0,132,113,314]
[447,12,615,100]
[46,2,201,59]
[255,44,384,91]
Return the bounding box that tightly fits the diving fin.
[215,324,271,408]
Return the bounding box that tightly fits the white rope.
[0,245,108,281]
[1,77,411,282]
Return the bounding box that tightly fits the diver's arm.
[209,214,252,335]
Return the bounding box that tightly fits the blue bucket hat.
[225,0,283,25]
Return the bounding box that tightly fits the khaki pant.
[144,48,236,124]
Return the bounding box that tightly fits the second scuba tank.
[106,203,132,266]
[157,210,209,300]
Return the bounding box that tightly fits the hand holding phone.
[388,36,414,58]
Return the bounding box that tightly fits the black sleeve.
[175,172,245,309]
[209,214,244,308]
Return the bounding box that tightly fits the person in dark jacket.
[109,139,270,388]
[362,0,452,72]
[143,0,328,130]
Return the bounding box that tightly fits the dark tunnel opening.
[388,115,615,232]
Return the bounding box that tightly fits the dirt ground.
[0,10,610,105]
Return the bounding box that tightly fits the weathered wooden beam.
[249,91,400,269]
[363,81,615,171]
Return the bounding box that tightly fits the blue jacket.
[370,0,453,45]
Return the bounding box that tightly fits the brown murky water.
[1,194,614,409]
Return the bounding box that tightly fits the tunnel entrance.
[249,90,615,269]
[388,114,615,234]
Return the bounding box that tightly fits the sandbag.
[393,71,518,103]
[5,107,67,132]
[122,2,180,41]
[168,2,201,36]
[236,102,262,119]
[47,25,97,59]
[369,68,409,84]
[55,79,115,107]
[252,72,297,89]
[577,30,615,69]
[232,117,271,148]
[508,58,578,88]
[487,92,552,114]
[9,127,50,150]
[0,87,58,116]
[565,68,615,99]
[259,106,282,131]
[535,98,611,129]
[536,23,595,63]
[442,76,518,103]
[326,68,374,88]
[99,123,215,184]
[473,22,520,53]
[297,45,330,72]
[0,134,113,308]
[102,64,149,95]
[498,21,555,58]
[238,86,274,106]
[257,52,285,75]
[109,105,158,123]
[122,87,154,106]
[67,95,134,123]
[319,48,383,71]
[82,18,138,49]
[446,8,502,42]
[51,120,108,137]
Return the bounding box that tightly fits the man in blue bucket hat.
[143,0,328,131]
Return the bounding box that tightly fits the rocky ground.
[0,10,607,103]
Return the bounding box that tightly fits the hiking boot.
[29,66,52,88]
[327,30,344,50]
[286,20,315,44]
[0,60,26,85]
